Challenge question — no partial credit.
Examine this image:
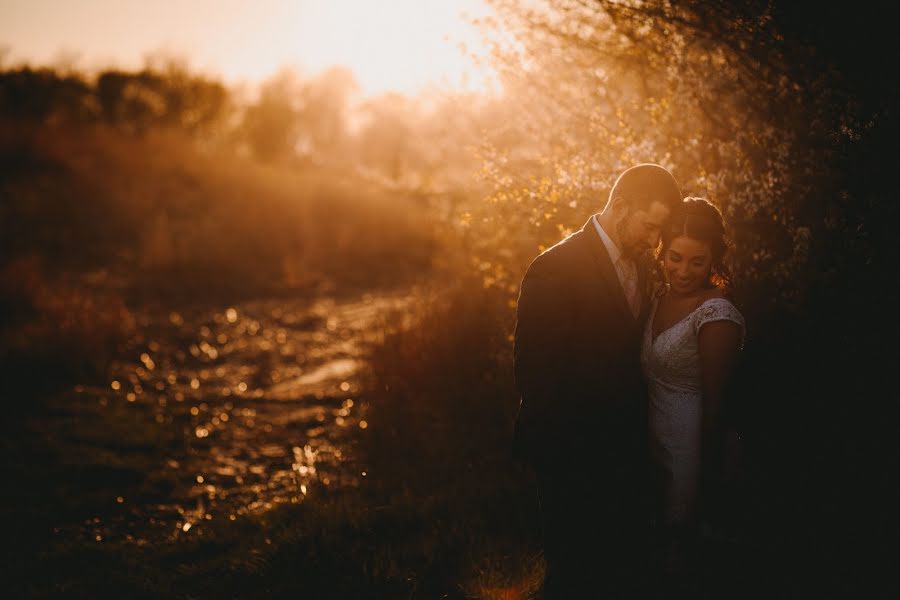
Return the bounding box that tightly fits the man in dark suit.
[513,163,683,597]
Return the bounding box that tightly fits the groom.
[512,163,682,597]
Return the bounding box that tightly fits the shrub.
[0,255,135,402]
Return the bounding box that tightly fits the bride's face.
[664,235,713,294]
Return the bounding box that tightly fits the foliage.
[0,63,228,135]
[364,275,519,489]
[0,61,500,192]
[238,66,359,163]
[0,255,135,403]
[469,0,897,319]
[0,122,435,302]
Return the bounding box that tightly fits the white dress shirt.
[593,215,641,317]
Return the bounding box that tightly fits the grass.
[0,121,435,302]
[2,382,543,599]
[358,276,545,598]
[1,257,544,598]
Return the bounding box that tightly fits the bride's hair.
[661,197,733,289]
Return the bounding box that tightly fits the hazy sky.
[0,0,495,96]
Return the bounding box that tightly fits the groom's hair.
[606,163,682,212]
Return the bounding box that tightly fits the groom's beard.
[616,218,649,260]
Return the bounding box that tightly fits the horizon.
[0,0,498,98]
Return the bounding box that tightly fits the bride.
[641,197,745,579]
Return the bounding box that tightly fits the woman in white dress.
[640,197,745,578]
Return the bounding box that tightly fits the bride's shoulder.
[695,288,732,309]
[694,289,745,328]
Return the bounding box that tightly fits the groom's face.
[616,200,672,259]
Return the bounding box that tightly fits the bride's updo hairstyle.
[661,197,732,289]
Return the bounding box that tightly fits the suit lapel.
[581,215,637,327]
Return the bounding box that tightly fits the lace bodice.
[641,295,745,526]
[641,297,745,395]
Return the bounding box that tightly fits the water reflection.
[71,291,412,544]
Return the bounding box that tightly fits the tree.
[297,66,359,160]
[238,68,305,162]
[1,67,95,124]
[96,66,227,135]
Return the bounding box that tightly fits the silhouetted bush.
[0,255,134,403]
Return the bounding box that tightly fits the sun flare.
[254,0,496,96]
[0,0,496,97]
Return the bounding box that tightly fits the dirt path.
[63,289,413,544]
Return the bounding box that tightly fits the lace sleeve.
[693,298,746,346]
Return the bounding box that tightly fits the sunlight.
[245,0,497,96]
[0,0,496,97]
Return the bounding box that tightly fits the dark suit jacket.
[512,215,654,476]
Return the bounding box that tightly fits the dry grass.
[357,274,544,597]
[1,122,436,303]
[0,255,135,402]
[364,275,519,487]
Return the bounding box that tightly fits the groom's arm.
[513,253,575,448]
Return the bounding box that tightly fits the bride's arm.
[698,320,743,522]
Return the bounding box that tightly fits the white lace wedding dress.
[641,296,745,527]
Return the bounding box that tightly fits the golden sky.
[0,0,495,96]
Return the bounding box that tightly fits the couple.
[512,164,745,597]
